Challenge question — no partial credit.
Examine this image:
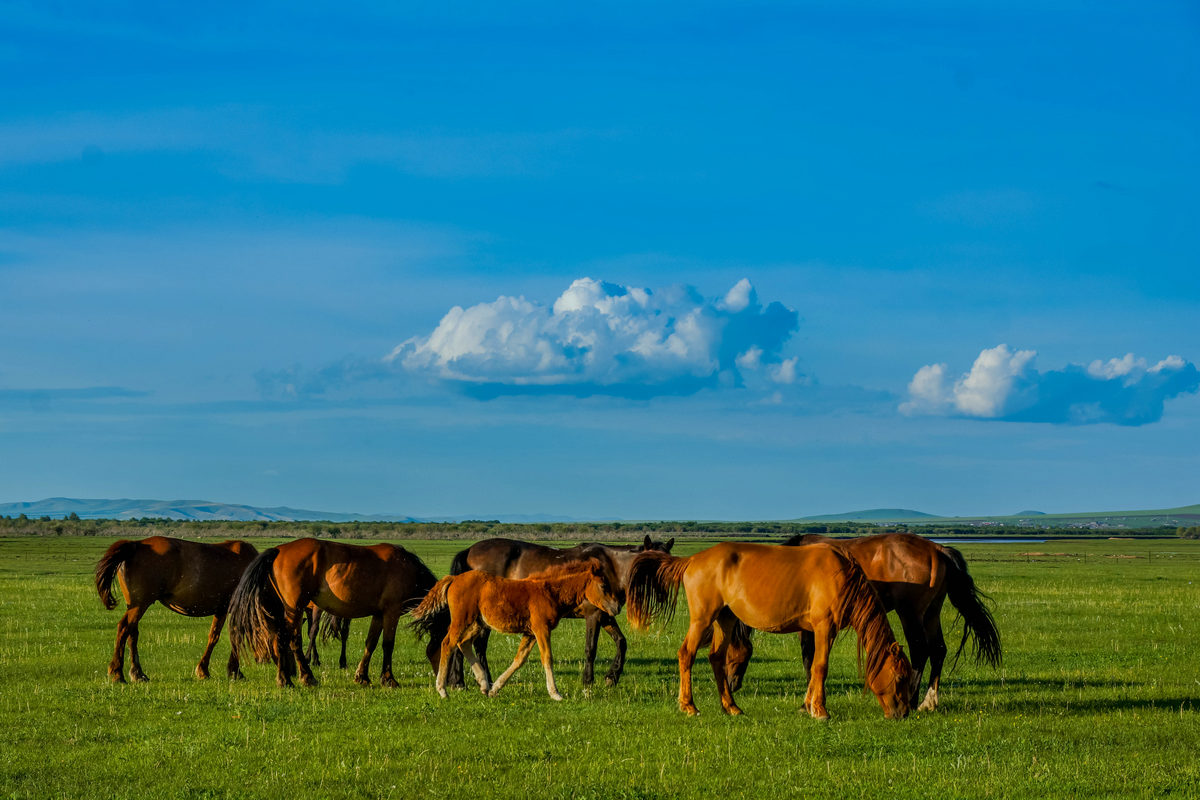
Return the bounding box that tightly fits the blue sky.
[2,2,1198,519]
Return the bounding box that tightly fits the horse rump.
[94,539,138,610]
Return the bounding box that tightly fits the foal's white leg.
[459,640,492,695]
[918,684,940,712]
[534,629,562,701]
[488,634,536,698]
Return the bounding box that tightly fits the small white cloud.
[902,345,1200,426]
[771,357,799,385]
[720,278,757,313]
[736,346,763,370]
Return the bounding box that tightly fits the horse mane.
[832,555,898,683]
[524,557,605,580]
[625,551,690,631]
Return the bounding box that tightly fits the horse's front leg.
[487,633,535,697]
[581,612,599,686]
[532,624,563,701]
[804,623,835,720]
[377,610,402,688]
[918,611,947,712]
[708,612,743,715]
[600,613,627,687]
[354,613,384,686]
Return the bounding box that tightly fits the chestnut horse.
[737,533,999,711]
[411,560,622,701]
[446,535,674,687]
[228,538,442,687]
[94,537,258,683]
[627,542,914,719]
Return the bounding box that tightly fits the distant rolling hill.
[796,508,943,523]
[0,497,421,523]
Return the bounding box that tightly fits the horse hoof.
[132,673,149,683]
[680,704,700,716]
[381,678,399,689]
[195,668,210,680]
[229,671,245,681]
[353,675,370,687]
[723,706,744,716]
[549,693,563,701]
[604,676,618,687]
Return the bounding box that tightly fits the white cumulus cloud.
[389,277,799,397]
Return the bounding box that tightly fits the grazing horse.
[94,537,258,683]
[411,560,623,701]
[627,542,914,720]
[722,533,1001,711]
[228,538,442,688]
[446,535,674,687]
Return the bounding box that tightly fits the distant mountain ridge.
[798,508,941,522]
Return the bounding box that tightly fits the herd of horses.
[93,531,1001,719]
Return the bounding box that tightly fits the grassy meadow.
[1,535,1197,799]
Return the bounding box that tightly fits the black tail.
[95,539,137,610]
[449,547,472,576]
[942,546,1002,669]
[227,548,287,673]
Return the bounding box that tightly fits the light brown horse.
[94,537,258,683]
[446,535,674,687]
[627,542,914,719]
[228,538,442,688]
[715,533,1001,710]
[410,560,622,701]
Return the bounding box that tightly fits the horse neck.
[542,570,595,609]
[837,566,898,683]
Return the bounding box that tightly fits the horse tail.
[626,551,690,631]
[941,545,1002,669]
[449,546,472,576]
[227,547,284,666]
[833,554,900,682]
[409,575,455,640]
[317,611,348,643]
[94,539,137,610]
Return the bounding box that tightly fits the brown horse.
[94,537,258,683]
[738,533,999,711]
[447,534,674,687]
[411,560,622,701]
[627,542,914,719]
[228,538,442,687]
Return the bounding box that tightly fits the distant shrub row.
[0,514,1176,540]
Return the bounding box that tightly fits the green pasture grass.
[1,536,1198,799]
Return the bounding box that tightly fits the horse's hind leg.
[195,613,226,679]
[918,609,948,712]
[472,627,493,687]
[354,613,384,686]
[678,617,715,716]
[487,633,534,698]
[287,612,318,687]
[304,607,321,668]
[708,611,743,716]
[582,612,599,686]
[108,604,148,683]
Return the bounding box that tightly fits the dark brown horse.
[94,537,258,683]
[446,534,674,687]
[411,560,622,700]
[627,542,914,719]
[724,533,999,710]
[228,538,442,687]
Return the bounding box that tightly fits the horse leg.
[487,633,534,698]
[338,617,350,670]
[226,615,245,681]
[600,614,627,687]
[108,604,147,683]
[290,617,318,687]
[897,609,929,710]
[677,618,713,716]
[376,610,401,688]
[195,613,226,679]
[581,612,599,686]
[354,613,384,686]
[472,627,494,687]
[799,629,816,681]
[127,606,150,683]
[918,611,948,712]
[708,611,743,716]
[533,623,563,701]
[803,623,835,720]
[305,607,322,668]
[435,629,461,699]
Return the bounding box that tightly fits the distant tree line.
[0,514,1178,541]
[1178,526,1200,540]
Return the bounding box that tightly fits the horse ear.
[665,538,675,552]
[643,535,652,548]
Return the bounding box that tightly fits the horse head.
[639,535,675,553]
[869,641,915,720]
[583,561,623,617]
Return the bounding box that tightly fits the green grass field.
[1,536,1197,799]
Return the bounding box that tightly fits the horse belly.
[720,572,813,634]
